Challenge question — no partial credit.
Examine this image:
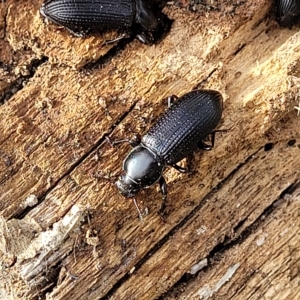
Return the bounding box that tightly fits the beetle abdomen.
[142,90,223,165]
[40,0,134,32]
[275,0,300,26]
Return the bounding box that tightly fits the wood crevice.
[1,3,8,40]
[82,38,132,71]
[0,57,48,105]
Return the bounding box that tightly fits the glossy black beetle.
[115,90,223,218]
[275,0,300,27]
[40,0,171,44]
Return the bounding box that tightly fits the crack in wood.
[83,38,132,70]
[32,261,65,299]
[0,57,48,105]
[193,67,219,90]
[232,43,246,57]
[1,3,8,40]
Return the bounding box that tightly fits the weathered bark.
[0,0,299,299]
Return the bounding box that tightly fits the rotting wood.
[164,182,300,300]
[0,0,300,299]
[0,2,45,104]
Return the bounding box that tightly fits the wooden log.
[0,0,299,299]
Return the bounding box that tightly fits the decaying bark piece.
[0,0,300,299]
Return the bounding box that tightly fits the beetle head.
[116,174,141,198]
[135,0,172,44]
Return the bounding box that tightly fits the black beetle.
[40,0,171,44]
[114,90,223,218]
[275,0,300,27]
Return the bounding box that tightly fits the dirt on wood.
[0,0,300,299]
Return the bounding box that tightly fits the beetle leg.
[198,140,213,151]
[198,131,215,151]
[132,198,144,221]
[92,170,118,183]
[66,26,90,38]
[198,128,229,150]
[102,33,130,45]
[158,176,168,220]
[106,134,141,148]
[213,128,230,134]
[135,32,154,45]
[171,164,189,173]
[167,95,179,108]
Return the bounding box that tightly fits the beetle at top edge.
[40,0,172,44]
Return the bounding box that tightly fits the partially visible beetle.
[275,0,300,27]
[114,90,223,218]
[40,0,172,44]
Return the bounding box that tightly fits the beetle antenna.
[132,198,143,221]
[92,171,120,185]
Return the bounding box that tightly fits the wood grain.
[0,0,300,299]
